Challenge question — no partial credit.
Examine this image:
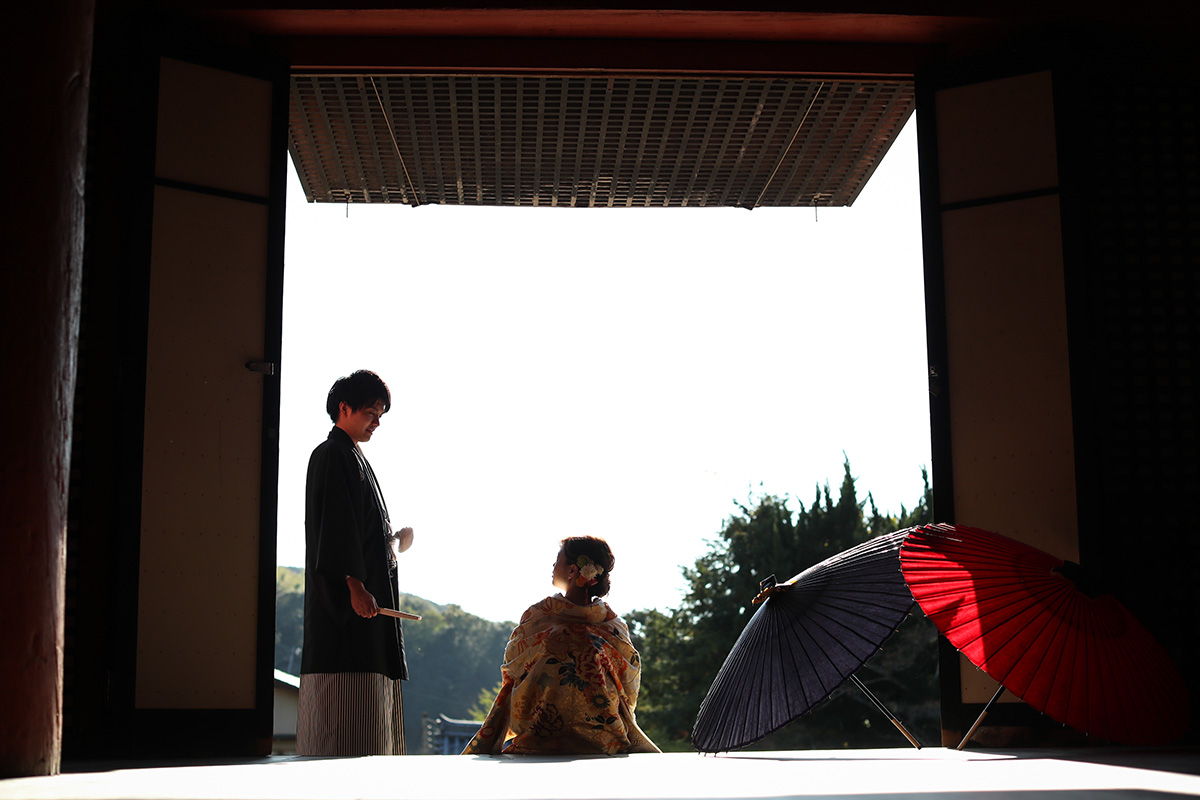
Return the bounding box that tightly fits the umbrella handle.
[956,684,1005,750]
[889,716,923,750]
[848,674,922,749]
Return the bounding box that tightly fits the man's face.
[338,399,387,444]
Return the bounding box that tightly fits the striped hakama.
[297,672,406,755]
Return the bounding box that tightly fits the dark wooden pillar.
[0,0,94,778]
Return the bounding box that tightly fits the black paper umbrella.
[691,530,921,752]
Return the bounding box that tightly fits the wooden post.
[0,0,94,778]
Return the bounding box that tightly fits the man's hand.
[396,526,414,553]
[346,576,379,618]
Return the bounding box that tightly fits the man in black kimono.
[297,370,413,755]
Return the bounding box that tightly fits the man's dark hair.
[326,370,392,422]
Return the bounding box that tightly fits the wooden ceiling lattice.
[288,74,914,208]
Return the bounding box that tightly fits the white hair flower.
[575,554,605,587]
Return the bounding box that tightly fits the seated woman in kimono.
[463,536,660,755]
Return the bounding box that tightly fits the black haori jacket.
[301,426,408,680]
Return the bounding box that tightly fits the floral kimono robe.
[463,595,660,755]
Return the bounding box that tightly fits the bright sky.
[277,117,930,624]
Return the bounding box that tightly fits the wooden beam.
[195,6,997,45]
[283,35,939,76]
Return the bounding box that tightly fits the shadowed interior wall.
[1051,46,1200,739]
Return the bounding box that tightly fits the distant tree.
[628,460,939,752]
[624,605,690,746]
[869,465,934,535]
[275,567,306,675]
[468,680,504,720]
[400,597,515,748]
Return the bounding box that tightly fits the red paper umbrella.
[900,523,1190,746]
